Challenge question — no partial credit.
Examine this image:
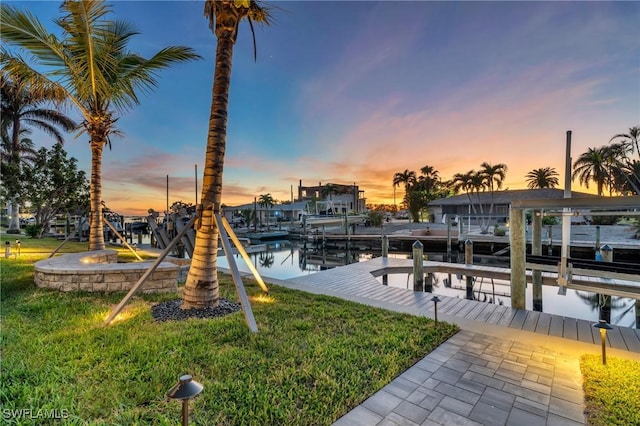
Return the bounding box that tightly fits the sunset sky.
[7,1,639,215]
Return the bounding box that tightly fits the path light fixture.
[592,320,613,365]
[431,296,441,325]
[167,374,204,426]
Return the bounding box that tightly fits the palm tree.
[392,169,416,209]
[0,76,76,233]
[572,147,610,196]
[183,0,271,309]
[1,1,199,249]
[610,126,640,162]
[451,170,477,212]
[525,167,559,189]
[258,193,274,229]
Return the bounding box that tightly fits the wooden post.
[509,207,526,309]
[381,234,388,258]
[446,216,452,262]
[532,210,543,312]
[465,239,473,300]
[412,240,424,292]
[425,273,433,293]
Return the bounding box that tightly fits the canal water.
[214,240,638,329]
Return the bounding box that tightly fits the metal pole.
[195,164,198,207]
[182,400,189,426]
[559,130,572,287]
[600,329,607,365]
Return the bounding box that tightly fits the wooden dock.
[283,257,640,353]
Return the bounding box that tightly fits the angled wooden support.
[219,216,269,294]
[215,213,259,333]
[104,216,196,326]
[104,219,143,261]
[49,218,86,258]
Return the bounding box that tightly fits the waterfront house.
[428,188,599,224]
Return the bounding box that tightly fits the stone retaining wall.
[34,250,178,293]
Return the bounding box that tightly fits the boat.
[300,200,367,228]
[243,230,290,241]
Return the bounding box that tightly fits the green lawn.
[1,235,458,425]
[581,354,640,426]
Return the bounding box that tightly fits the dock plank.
[548,315,564,337]
[497,309,517,327]
[434,296,460,312]
[577,319,595,344]
[563,318,578,340]
[509,310,528,329]
[439,298,466,315]
[534,313,552,335]
[522,311,541,332]
[464,302,488,321]
[619,327,640,352]
[453,299,478,318]
[606,326,628,351]
[474,303,498,323]
[487,305,509,324]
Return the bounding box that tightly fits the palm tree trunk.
[7,200,21,233]
[88,140,105,250]
[183,33,235,309]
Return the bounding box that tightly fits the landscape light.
[167,374,203,426]
[592,320,613,365]
[431,296,441,325]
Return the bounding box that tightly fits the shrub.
[367,210,384,227]
[24,224,43,238]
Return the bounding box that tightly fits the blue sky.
[7,1,640,215]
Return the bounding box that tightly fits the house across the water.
[428,188,599,225]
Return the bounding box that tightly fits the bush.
[367,210,384,227]
[542,216,558,225]
[24,224,43,238]
[493,225,506,236]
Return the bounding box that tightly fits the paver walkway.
[258,256,640,426]
[333,331,584,426]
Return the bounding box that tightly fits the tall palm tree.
[258,192,274,229]
[525,167,559,189]
[183,0,271,309]
[451,170,477,213]
[610,126,640,162]
[1,1,199,249]
[572,147,610,196]
[0,76,76,233]
[392,169,416,209]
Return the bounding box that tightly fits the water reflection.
[215,241,637,329]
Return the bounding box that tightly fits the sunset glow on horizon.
[7,1,638,216]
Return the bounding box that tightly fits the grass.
[1,234,458,425]
[580,354,640,426]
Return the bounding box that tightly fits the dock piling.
[412,240,424,292]
[465,239,474,300]
[532,210,543,312]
